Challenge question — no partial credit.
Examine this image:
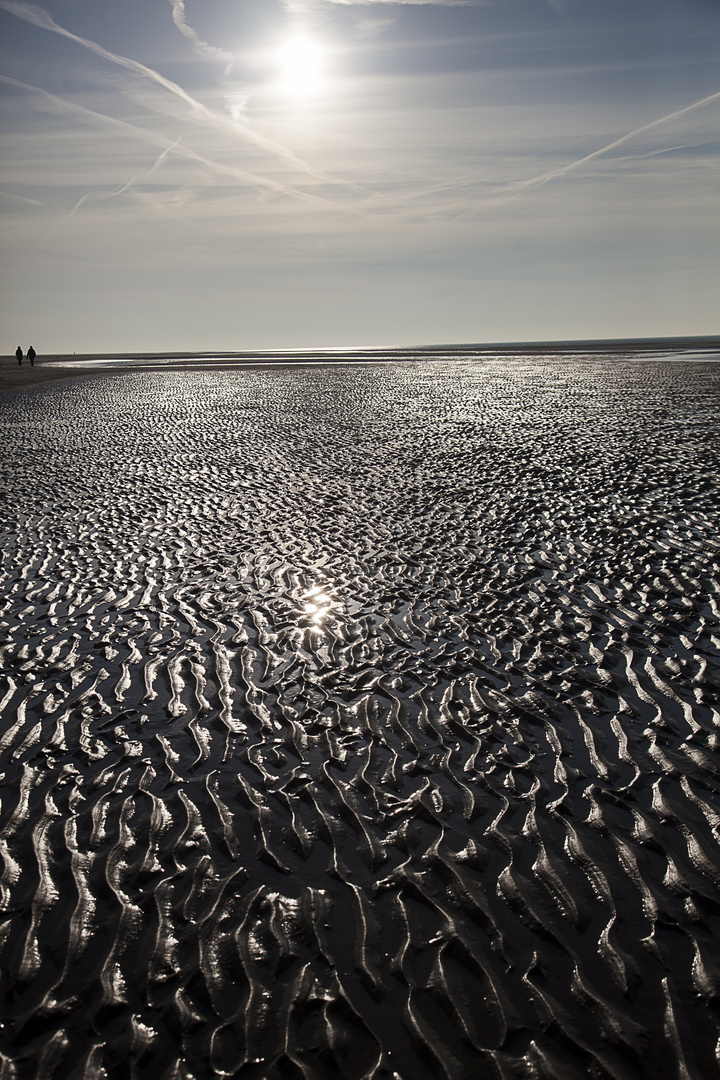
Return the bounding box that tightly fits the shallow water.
[1,356,719,1079]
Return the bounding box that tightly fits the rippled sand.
[1,356,719,1079]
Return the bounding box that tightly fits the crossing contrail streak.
[0,75,303,198]
[0,0,377,201]
[512,87,720,196]
[422,86,720,222]
[0,0,382,202]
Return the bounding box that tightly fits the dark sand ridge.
[0,351,719,1079]
[2,336,718,395]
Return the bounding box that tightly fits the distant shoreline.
[2,335,718,395]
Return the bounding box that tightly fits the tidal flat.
[0,353,719,1079]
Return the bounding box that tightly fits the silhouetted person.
[27,346,36,367]
[15,346,22,366]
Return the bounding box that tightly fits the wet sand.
[2,336,718,394]
[0,353,719,1078]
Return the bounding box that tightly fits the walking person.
[15,346,22,366]
[27,346,36,367]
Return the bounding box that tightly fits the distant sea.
[38,334,720,372]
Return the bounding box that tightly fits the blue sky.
[1,0,718,351]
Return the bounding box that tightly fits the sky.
[1,0,719,352]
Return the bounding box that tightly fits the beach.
[2,336,718,395]
[0,347,719,1078]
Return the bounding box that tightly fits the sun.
[277,36,324,96]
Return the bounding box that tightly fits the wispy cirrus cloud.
[0,73,298,198]
[166,0,234,70]
[27,138,201,242]
[281,0,477,14]
[398,85,720,222]
[0,0,366,194]
[319,0,476,5]
[0,71,369,236]
[506,88,720,199]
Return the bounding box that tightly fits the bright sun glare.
[277,37,323,96]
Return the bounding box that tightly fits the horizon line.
[8,333,719,362]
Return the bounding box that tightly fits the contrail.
[403,86,720,221]
[144,139,183,180]
[28,192,90,242]
[56,193,89,224]
[1,0,381,200]
[0,189,60,209]
[0,73,364,245]
[1,72,361,254]
[0,0,343,183]
[104,139,184,202]
[510,87,720,197]
[284,0,474,8]
[0,74,301,198]
[166,0,234,71]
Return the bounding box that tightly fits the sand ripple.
[0,355,719,1078]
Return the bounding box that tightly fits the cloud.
[283,0,475,11]
[39,192,90,238]
[0,189,59,209]
[403,85,720,221]
[26,139,204,242]
[1,75,371,256]
[278,0,478,21]
[508,88,720,198]
[320,0,475,4]
[166,0,234,71]
[0,74,298,198]
[0,0,358,191]
[97,139,184,203]
[1,73,380,264]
